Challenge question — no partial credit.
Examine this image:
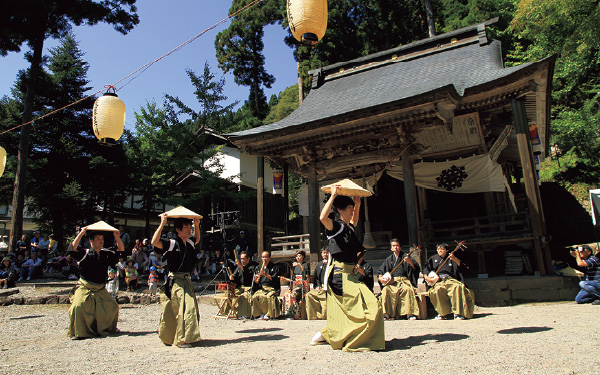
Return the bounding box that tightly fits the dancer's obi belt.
[332,261,357,275]
[79,279,106,292]
[161,272,190,299]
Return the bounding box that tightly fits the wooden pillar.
[307,161,321,256]
[257,156,264,254]
[284,163,289,236]
[402,149,419,248]
[511,99,548,276]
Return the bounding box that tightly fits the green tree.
[23,33,122,247]
[215,0,283,120]
[0,0,139,249]
[263,84,299,125]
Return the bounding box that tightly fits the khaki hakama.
[159,273,201,346]
[222,286,252,318]
[380,276,420,318]
[68,279,119,338]
[251,286,281,318]
[428,277,474,318]
[321,261,385,352]
[305,289,327,320]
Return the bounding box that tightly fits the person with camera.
[572,245,600,305]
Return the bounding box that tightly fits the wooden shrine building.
[227,19,556,277]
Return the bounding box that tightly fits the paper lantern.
[92,89,125,145]
[0,146,6,178]
[287,0,328,46]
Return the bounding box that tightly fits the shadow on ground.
[200,334,289,347]
[386,333,470,351]
[496,326,553,334]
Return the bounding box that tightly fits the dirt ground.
[0,299,599,375]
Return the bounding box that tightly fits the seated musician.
[225,250,256,319]
[356,251,374,293]
[305,248,329,320]
[251,250,282,320]
[377,239,420,320]
[423,243,474,320]
[281,250,310,319]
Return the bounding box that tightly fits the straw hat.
[160,206,203,219]
[86,220,118,232]
[321,179,372,197]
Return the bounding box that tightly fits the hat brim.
[160,206,203,219]
[86,221,119,232]
[321,179,372,197]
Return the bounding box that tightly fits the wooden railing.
[421,212,533,246]
[270,234,310,258]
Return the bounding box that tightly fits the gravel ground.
[0,299,599,375]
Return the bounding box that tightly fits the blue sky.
[0,0,299,130]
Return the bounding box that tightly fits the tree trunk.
[424,0,436,37]
[10,27,46,249]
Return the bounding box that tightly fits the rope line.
[0,0,264,136]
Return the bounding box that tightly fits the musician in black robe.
[423,243,474,320]
[377,239,420,320]
[305,248,329,320]
[227,250,256,319]
[251,250,282,320]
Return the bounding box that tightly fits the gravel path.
[0,301,598,375]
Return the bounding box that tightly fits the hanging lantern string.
[0,0,265,137]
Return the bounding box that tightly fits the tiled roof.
[227,22,543,139]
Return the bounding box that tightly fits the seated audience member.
[124,259,139,291]
[251,250,282,320]
[281,250,310,319]
[116,255,126,282]
[30,231,42,255]
[0,235,9,255]
[305,248,329,320]
[196,249,209,276]
[18,252,43,281]
[572,245,600,305]
[16,235,28,257]
[227,250,256,319]
[0,256,19,289]
[211,249,224,274]
[423,243,474,320]
[377,239,420,320]
[48,234,58,257]
[14,253,25,269]
[48,250,66,272]
[61,253,80,280]
[130,246,148,274]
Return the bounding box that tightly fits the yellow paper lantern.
[0,146,6,178]
[92,88,126,145]
[287,0,328,46]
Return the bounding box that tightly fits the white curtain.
[368,154,506,193]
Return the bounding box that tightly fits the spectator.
[130,246,148,273]
[61,253,80,280]
[197,249,209,276]
[119,226,130,253]
[16,235,28,257]
[235,230,254,260]
[47,250,66,273]
[48,234,58,256]
[14,253,25,268]
[0,256,19,289]
[141,238,152,255]
[148,266,159,296]
[124,259,138,291]
[30,231,42,254]
[39,235,51,255]
[116,255,127,284]
[0,235,9,255]
[106,268,119,299]
[149,252,167,281]
[572,245,600,305]
[18,252,42,281]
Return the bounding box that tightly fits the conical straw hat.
[321,178,372,197]
[160,206,203,219]
[86,220,118,232]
